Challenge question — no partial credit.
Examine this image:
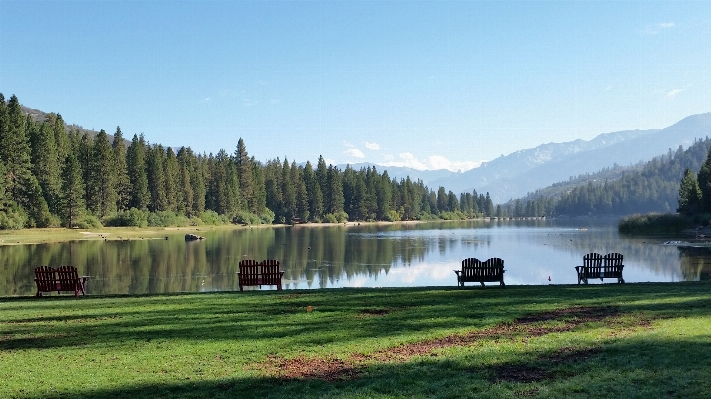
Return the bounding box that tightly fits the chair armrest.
[454,270,461,276]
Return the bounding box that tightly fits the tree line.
[503,137,711,218]
[0,94,499,229]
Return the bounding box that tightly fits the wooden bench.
[454,257,505,287]
[34,266,88,297]
[238,259,284,291]
[575,253,625,284]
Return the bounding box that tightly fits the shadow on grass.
[18,338,711,399]
[2,283,711,352]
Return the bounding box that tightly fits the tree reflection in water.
[0,220,705,296]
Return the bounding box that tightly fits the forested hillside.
[503,138,711,217]
[0,94,494,229]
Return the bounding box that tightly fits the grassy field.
[1,283,710,399]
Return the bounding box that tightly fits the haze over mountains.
[347,113,711,204]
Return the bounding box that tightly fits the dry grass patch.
[257,306,645,381]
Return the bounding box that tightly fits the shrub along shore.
[1,283,710,398]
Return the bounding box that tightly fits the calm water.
[2,219,710,296]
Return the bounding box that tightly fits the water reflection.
[0,219,706,296]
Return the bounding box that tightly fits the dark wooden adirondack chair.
[454,257,505,287]
[260,259,284,290]
[575,253,603,284]
[56,266,87,297]
[238,259,261,291]
[602,253,625,283]
[34,266,57,297]
[238,259,284,291]
[35,266,87,297]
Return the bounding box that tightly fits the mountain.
[429,113,711,203]
[335,162,462,185]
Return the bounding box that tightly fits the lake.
[2,218,710,296]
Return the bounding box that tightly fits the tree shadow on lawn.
[2,284,711,352]
[17,338,711,399]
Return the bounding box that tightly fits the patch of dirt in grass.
[488,346,602,383]
[261,355,364,382]
[258,306,636,382]
[359,308,391,317]
[277,293,312,299]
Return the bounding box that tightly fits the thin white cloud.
[642,22,676,35]
[667,88,683,99]
[200,97,210,103]
[344,148,365,158]
[242,98,258,107]
[343,140,355,148]
[365,142,380,150]
[380,153,482,172]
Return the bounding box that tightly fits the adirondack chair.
[454,257,505,287]
[575,253,603,284]
[238,259,284,291]
[34,266,87,297]
[601,252,625,283]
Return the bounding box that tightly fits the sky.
[1,1,710,172]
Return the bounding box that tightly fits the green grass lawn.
[2,283,710,398]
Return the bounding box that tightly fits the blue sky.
[1,1,709,171]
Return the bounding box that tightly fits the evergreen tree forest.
[504,137,711,218]
[0,94,496,229]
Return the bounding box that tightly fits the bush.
[324,213,338,223]
[259,209,275,224]
[75,215,103,229]
[440,211,467,220]
[385,210,401,222]
[147,211,191,227]
[233,211,261,225]
[335,211,349,223]
[618,213,690,234]
[0,205,27,230]
[200,210,230,226]
[103,208,149,227]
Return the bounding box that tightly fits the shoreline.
[0,219,432,245]
[0,217,551,245]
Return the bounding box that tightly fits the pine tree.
[89,130,117,218]
[164,147,180,212]
[234,138,255,212]
[146,144,168,212]
[29,119,62,215]
[678,168,702,215]
[60,152,85,227]
[126,134,150,210]
[112,127,132,212]
[302,161,323,221]
[292,161,308,221]
[176,147,194,216]
[251,159,267,214]
[281,158,295,220]
[78,133,93,207]
[191,152,207,215]
[53,114,70,163]
[0,95,34,205]
[326,165,344,214]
